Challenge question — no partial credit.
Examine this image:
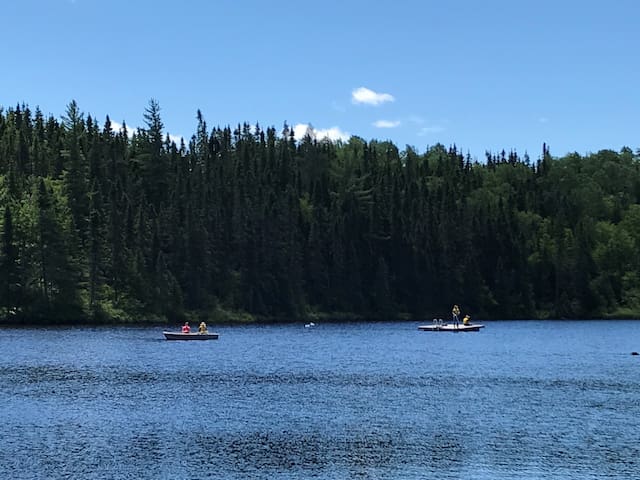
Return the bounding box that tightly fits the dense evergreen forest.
[1,100,640,324]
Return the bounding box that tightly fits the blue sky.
[2,0,638,160]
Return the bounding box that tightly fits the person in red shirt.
[181,322,191,333]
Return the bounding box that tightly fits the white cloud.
[373,119,400,128]
[293,124,312,139]
[316,127,351,142]
[168,133,183,145]
[417,125,444,136]
[351,87,395,106]
[294,123,350,142]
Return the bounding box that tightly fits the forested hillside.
[1,101,639,324]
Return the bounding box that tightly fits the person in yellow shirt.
[198,321,208,334]
[452,305,461,327]
[463,315,471,326]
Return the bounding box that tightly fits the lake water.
[1,320,639,479]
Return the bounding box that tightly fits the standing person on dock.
[452,305,461,328]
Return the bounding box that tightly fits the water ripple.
[1,321,640,479]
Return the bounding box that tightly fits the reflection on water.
[1,321,639,479]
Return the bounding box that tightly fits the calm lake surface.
[1,320,639,479]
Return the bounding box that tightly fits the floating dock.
[418,323,484,332]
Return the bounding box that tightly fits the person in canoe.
[463,314,471,326]
[181,322,191,333]
[198,321,208,334]
[452,304,461,328]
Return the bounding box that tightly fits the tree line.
[1,100,639,324]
